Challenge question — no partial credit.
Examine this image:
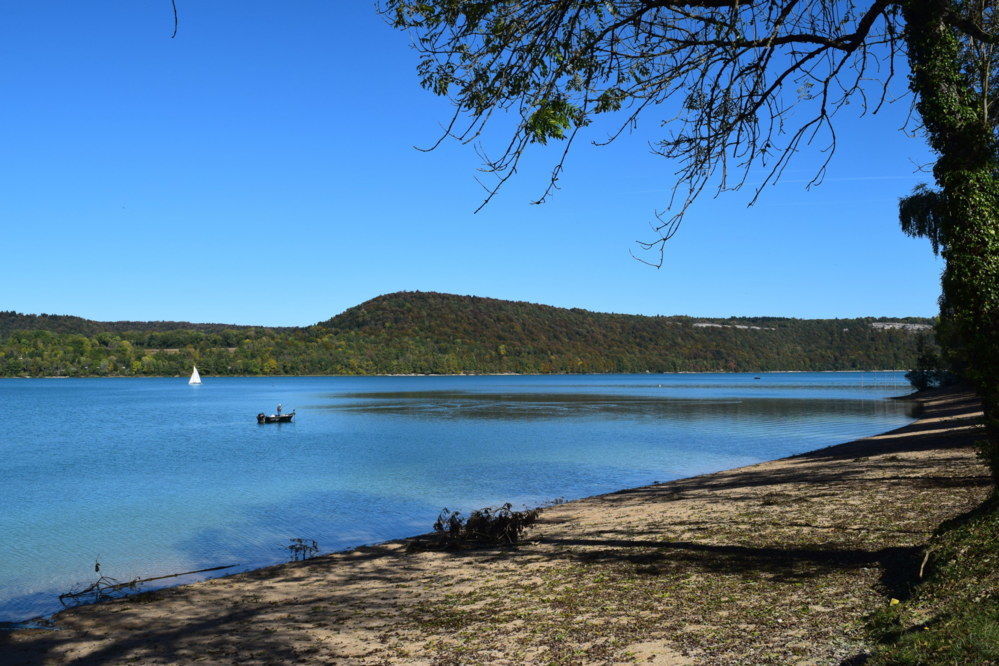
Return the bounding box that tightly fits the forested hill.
[0,292,933,376]
[318,292,932,373]
[0,311,283,337]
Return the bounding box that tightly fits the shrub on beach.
[905,368,960,392]
[431,503,540,548]
[905,335,960,391]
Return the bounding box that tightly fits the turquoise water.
[0,373,915,621]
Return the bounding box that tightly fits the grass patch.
[867,493,999,664]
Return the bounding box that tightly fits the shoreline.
[4,387,990,664]
[9,369,912,380]
[0,380,916,628]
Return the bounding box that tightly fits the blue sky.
[0,2,942,326]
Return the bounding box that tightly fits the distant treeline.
[0,292,933,377]
[0,310,275,338]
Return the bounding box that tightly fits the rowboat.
[257,404,294,424]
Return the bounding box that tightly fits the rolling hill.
[0,292,934,376]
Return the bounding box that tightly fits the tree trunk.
[904,0,999,476]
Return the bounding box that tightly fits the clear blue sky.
[0,2,942,326]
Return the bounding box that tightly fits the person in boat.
[276,404,282,414]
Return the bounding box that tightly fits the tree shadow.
[532,536,923,600]
[0,542,431,665]
[0,527,928,665]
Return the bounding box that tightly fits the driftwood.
[919,548,934,579]
[117,563,236,588]
[59,563,236,608]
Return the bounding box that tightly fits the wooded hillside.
[0,292,933,376]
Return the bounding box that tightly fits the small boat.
[257,404,294,424]
[189,366,202,385]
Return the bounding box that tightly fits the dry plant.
[431,502,541,548]
[285,538,319,561]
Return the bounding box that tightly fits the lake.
[0,372,915,622]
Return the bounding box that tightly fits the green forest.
[0,292,934,377]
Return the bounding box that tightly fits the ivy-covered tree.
[384,0,999,477]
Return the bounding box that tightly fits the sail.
[189,366,202,385]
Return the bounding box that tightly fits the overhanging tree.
[385,0,999,477]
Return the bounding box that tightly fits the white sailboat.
[188,366,202,385]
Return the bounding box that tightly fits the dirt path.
[3,389,991,664]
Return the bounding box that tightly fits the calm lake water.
[0,373,915,622]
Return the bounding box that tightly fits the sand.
[2,388,991,664]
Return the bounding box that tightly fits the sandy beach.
[2,388,990,665]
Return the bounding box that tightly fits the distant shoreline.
[0,293,932,382]
[10,369,913,380]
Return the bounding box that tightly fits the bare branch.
[384,0,909,257]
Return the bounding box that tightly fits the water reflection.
[325,390,916,422]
